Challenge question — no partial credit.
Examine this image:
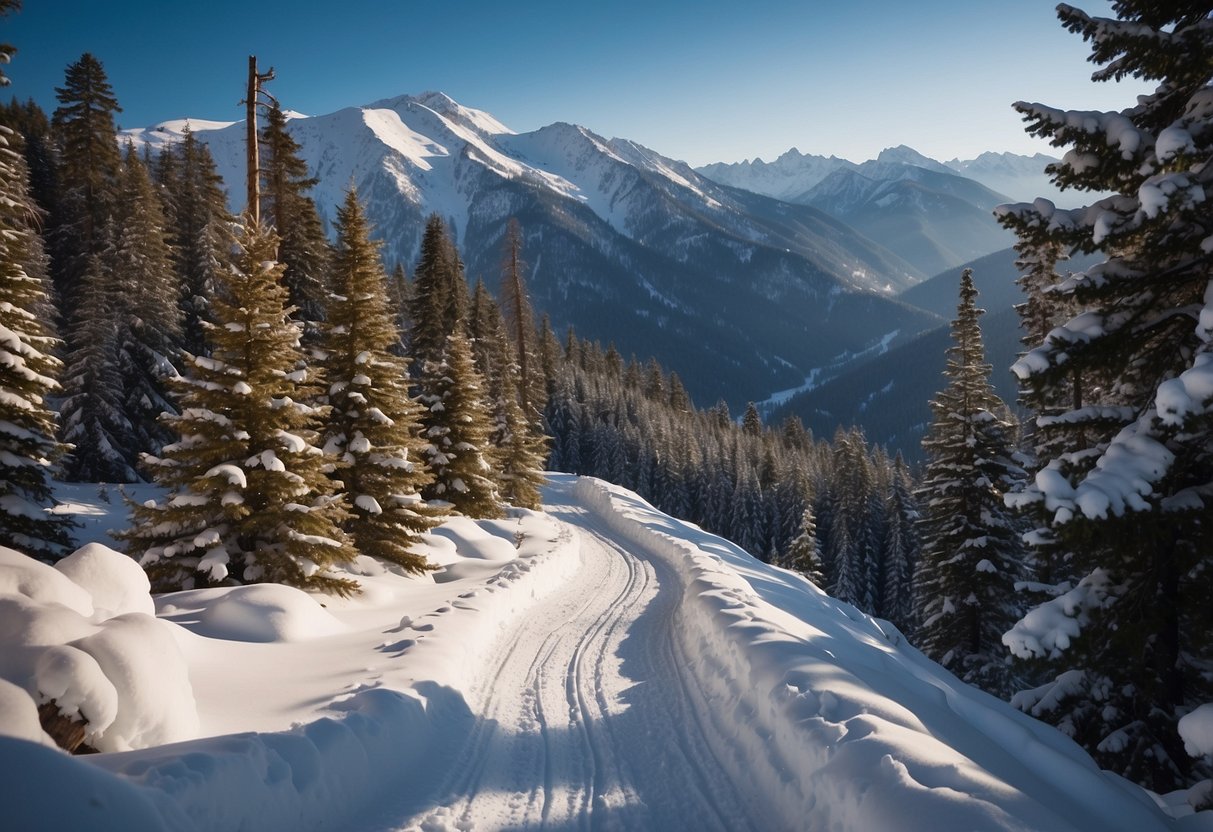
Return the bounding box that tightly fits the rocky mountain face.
[124,93,940,408]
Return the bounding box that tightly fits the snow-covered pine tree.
[995,3,1213,790]
[59,246,134,482]
[419,329,502,518]
[260,103,328,332]
[785,505,826,586]
[110,146,182,461]
[880,453,919,633]
[122,218,359,595]
[913,269,1025,696]
[318,188,440,574]
[477,292,547,510]
[157,128,233,358]
[0,124,73,558]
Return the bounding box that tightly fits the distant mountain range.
[770,247,1103,460]
[124,93,941,409]
[124,93,1089,431]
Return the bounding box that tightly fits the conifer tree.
[58,247,132,481]
[122,219,358,595]
[995,3,1213,789]
[407,213,465,369]
[260,103,328,330]
[785,505,826,586]
[319,188,440,573]
[0,124,72,558]
[914,269,1024,696]
[51,53,121,317]
[110,146,182,458]
[419,330,503,518]
[159,128,233,357]
[881,454,919,632]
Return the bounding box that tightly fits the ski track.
[396,496,770,832]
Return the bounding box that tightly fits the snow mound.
[1180,704,1213,758]
[426,516,518,561]
[55,543,155,619]
[0,545,94,617]
[0,545,198,752]
[169,583,349,643]
[572,476,1172,832]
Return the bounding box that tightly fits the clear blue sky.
[4,0,1144,166]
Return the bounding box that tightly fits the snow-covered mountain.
[799,161,1015,276]
[696,147,857,202]
[944,151,1075,206]
[698,146,1026,276]
[123,93,938,408]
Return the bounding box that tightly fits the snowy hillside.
[120,93,938,409]
[0,477,1190,831]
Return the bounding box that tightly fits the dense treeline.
[542,333,921,633]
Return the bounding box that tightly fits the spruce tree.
[995,3,1213,789]
[419,330,503,518]
[880,454,919,633]
[785,505,826,586]
[260,103,328,330]
[914,269,1025,696]
[51,53,121,318]
[0,124,72,558]
[159,128,233,357]
[319,188,439,573]
[58,247,133,482]
[110,146,182,459]
[122,219,358,595]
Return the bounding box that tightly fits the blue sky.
[5,0,1144,166]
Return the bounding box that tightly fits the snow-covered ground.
[0,476,1204,830]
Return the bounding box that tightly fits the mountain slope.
[123,94,936,408]
[797,162,1015,277]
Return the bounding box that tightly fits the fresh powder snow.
[0,476,1191,830]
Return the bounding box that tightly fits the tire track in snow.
[395,492,767,831]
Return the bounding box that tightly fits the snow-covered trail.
[388,496,771,832]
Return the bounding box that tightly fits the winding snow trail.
[396,493,771,832]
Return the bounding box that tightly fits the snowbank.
[572,476,1173,832]
[0,545,197,753]
[1,506,577,832]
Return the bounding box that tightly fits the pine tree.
[159,128,233,357]
[914,269,1025,696]
[880,454,919,632]
[260,103,328,330]
[419,330,502,518]
[407,213,465,369]
[319,188,439,573]
[995,4,1213,789]
[785,505,826,586]
[51,53,121,318]
[0,123,73,558]
[110,146,182,459]
[122,218,358,595]
[59,246,133,482]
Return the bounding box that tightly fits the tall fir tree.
[784,505,826,586]
[158,128,233,357]
[318,188,440,573]
[419,329,503,518]
[880,454,919,633]
[58,246,132,481]
[110,146,183,459]
[51,53,120,319]
[914,269,1025,696]
[0,123,73,558]
[995,3,1213,790]
[122,219,358,595]
[260,103,329,330]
